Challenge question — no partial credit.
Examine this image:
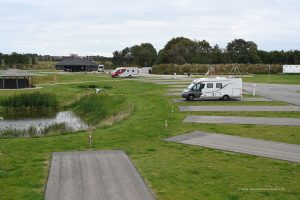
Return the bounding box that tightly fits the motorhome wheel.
[222,95,230,101]
[187,95,194,101]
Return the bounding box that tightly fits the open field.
[0,73,299,200]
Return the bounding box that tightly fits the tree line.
[112,37,300,66]
[0,52,38,68]
[2,37,299,69]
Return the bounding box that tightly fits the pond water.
[0,111,88,132]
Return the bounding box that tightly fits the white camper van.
[283,65,300,73]
[111,67,139,78]
[182,77,242,101]
[98,65,104,72]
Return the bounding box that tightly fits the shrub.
[69,94,129,126]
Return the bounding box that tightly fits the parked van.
[98,65,104,72]
[111,67,139,78]
[182,77,242,101]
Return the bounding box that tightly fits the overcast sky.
[0,0,299,56]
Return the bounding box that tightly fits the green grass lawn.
[0,74,299,200]
[243,74,300,85]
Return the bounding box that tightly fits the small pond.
[0,111,88,137]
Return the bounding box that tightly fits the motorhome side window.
[216,83,222,88]
[207,83,213,88]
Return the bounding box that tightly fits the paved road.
[45,151,155,200]
[138,74,192,80]
[179,105,300,112]
[165,131,300,162]
[243,82,300,106]
[184,115,300,126]
[173,97,273,103]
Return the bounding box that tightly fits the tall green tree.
[158,37,195,64]
[211,44,223,64]
[112,47,134,66]
[131,43,157,66]
[226,39,261,63]
[191,40,213,63]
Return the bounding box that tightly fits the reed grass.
[0,92,58,111]
[0,123,71,138]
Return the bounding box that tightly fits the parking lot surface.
[45,151,155,200]
[179,105,300,112]
[166,131,300,162]
[183,115,300,126]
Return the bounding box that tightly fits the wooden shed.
[0,69,33,89]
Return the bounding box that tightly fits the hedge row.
[152,64,283,75]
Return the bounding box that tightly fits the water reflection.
[0,111,88,132]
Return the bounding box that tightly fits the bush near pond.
[0,92,58,111]
[70,94,130,126]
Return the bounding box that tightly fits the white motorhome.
[182,77,242,101]
[111,67,139,78]
[98,65,104,72]
[283,65,300,73]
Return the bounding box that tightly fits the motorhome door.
[192,83,202,98]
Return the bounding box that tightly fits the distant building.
[55,57,98,72]
[0,69,33,89]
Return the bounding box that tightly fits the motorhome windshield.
[113,68,122,73]
[187,83,195,89]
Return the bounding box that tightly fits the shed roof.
[56,57,98,66]
[0,69,32,77]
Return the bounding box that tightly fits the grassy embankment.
[0,73,299,200]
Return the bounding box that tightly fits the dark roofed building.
[0,69,33,89]
[55,57,98,72]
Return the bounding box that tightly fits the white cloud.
[0,0,299,56]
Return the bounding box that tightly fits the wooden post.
[89,134,92,148]
[16,77,19,89]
